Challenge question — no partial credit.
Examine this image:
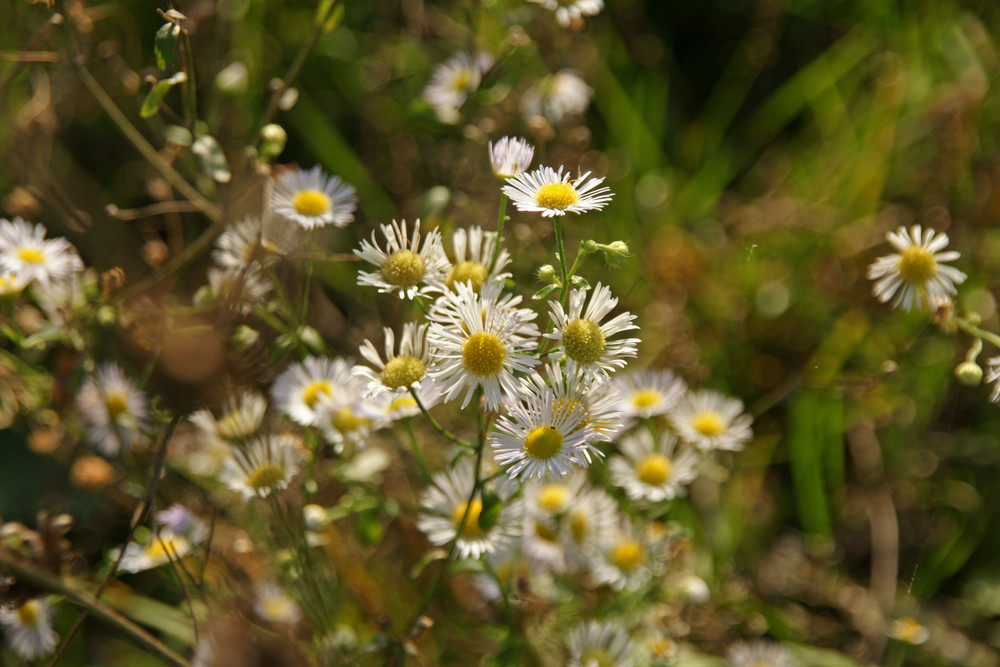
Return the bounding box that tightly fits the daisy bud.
[259,124,287,160]
[538,264,557,283]
[955,361,983,386]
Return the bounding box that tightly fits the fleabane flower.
[490,376,600,480]
[355,219,449,299]
[609,429,700,503]
[444,225,511,294]
[522,70,593,125]
[201,264,273,314]
[867,225,966,312]
[504,165,613,217]
[115,530,193,573]
[566,620,635,667]
[355,322,434,397]
[986,357,1000,403]
[489,136,535,179]
[613,369,687,431]
[271,356,355,427]
[423,52,493,123]
[531,362,623,443]
[76,362,149,456]
[0,271,28,296]
[252,581,302,626]
[590,520,669,591]
[547,283,639,377]
[212,216,272,269]
[190,391,268,445]
[0,598,59,660]
[669,389,753,451]
[726,641,798,667]
[218,433,306,499]
[427,281,540,411]
[0,218,83,287]
[271,165,357,230]
[417,457,523,560]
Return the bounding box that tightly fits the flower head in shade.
[726,641,798,667]
[0,218,83,287]
[315,392,379,453]
[218,433,306,499]
[0,598,59,660]
[522,70,593,125]
[488,136,535,179]
[355,219,450,300]
[201,264,273,315]
[271,165,357,230]
[887,617,929,645]
[190,391,268,445]
[546,283,639,377]
[417,457,523,560]
[444,226,511,294]
[115,530,193,573]
[427,281,540,411]
[590,520,669,591]
[76,362,149,457]
[212,216,274,269]
[867,225,966,312]
[566,620,636,667]
[423,51,493,123]
[271,356,356,427]
[560,482,619,571]
[252,581,302,626]
[355,322,434,398]
[668,389,753,452]
[490,375,600,480]
[609,429,700,503]
[504,165,613,217]
[613,368,687,429]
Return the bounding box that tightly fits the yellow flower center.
[381,355,426,389]
[537,483,570,513]
[461,331,506,377]
[897,246,937,284]
[450,68,472,92]
[630,390,661,409]
[636,454,673,486]
[535,182,579,210]
[893,617,928,644]
[534,522,558,543]
[216,410,259,441]
[332,406,368,433]
[524,426,563,460]
[16,600,40,626]
[381,249,426,287]
[389,396,418,412]
[750,663,775,667]
[580,649,615,667]
[691,411,725,437]
[247,463,287,493]
[446,260,489,292]
[104,391,129,420]
[261,597,296,623]
[0,274,24,294]
[300,380,332,409]
[452,499,484,537]
[562,318,606,365]
[569,511,589,543]
[292,189,331,217]
[611,539,644,571]
[16,247,45,265]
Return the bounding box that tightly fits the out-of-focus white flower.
[76,362,149,457]
[218,433,306,499]
[522,70,593,124]
[271,356,355,427]
[423,52,493,123]
[609,429,700,503]
[566,619,635,667]
[252,581,302,626]
[888,617,929,645]
[668,389,753,452]
[115,530,192,573]
[0,218,83,287]
[489,136,535,179]
[0,598,59,661]
[726,640,798,667]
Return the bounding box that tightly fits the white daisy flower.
[252,581,302,626]
[609,429,700,503]
[613,368,687,428]
[503,165,613,217]
[490,376,600,480]
[521,473,588,571]
[76,362,150,457]
[422,51,494,123]
[190,391,268,445]
[561,482,619,571]
[427,281,540,411]
[363,377,443,422]
[0,598,59,660]
[315,392,380,452]
[115,530,192,573]
[355,219,450,300]
[0,218,83,287]
[566,620,636,667]
[417,457,523,560]
[218,433,306,499]
[547,283,639,377]
[522,70,593,124]
[202,264,272,314]
[444,225,511,293]
[867,225,966,312]
[354,322,434,397]
[726,641,798,667]
[271,356,355,427]
[668,389,753,452]
[488,136,535,179]
[211,215,276,269]
[271,165,357,230]
[548,363,624,442]
[155,504,210,545]
[590,520,668,591]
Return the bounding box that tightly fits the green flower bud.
[955,361,983,386]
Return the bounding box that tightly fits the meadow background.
[3,0,1000,665]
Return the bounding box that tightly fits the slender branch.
[409,387,469,449]
[956,318,1000,351]
[553,217,569,306]
[489,193,508,274]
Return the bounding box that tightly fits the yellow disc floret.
[104,391,129,420]
[461,332,506,377]
[897,246,937,284]
[636,454,673,486]
[535,182,579,210]
[446,261,489,292]
[630,390,661,409]
[381,354,426,389]
[537,483,570,513]
[691,411,725,437]
[611,539,644,571]
[381,249,426,287]
[16,600,40,626]
[292,189,331,217]
[562,318,606,365]
[247,463,287,493]
[331,406,368,433]
[452,499,484,537]
[300,380,332,409]
[16,247,45,265]
[524,426,563,460]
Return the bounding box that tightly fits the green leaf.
[139,71,186,118]
[153,22,181,71]
[478,486,503,533]
[531,284,559,300]
[315,0,345,32]
[409,548,448,579]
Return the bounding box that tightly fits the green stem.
[490,193,508,274]
[403,418,436,487]
[409,387,470,449]
[553,216,569,305]
[180,29,198,132]
[956,318,1000,351]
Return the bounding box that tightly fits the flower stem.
[956,318,1000,351]
[490,192,508,274]
[553,216,569,305]
[410,386,470,449]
